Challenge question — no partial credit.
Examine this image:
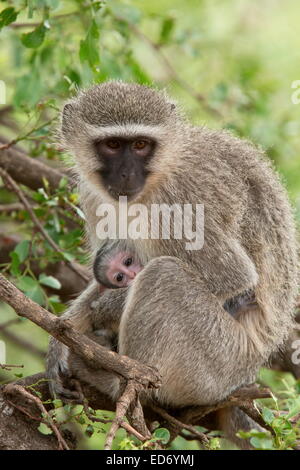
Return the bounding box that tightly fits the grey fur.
[47,81,298,446]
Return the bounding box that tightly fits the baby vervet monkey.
[93,239,143,292]
[69,239,143,382]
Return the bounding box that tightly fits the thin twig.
[9,12,79,29]
[0,119,55,151]
[0,363,24,370]
[151,404,209,447]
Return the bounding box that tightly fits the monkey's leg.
[68,331,120,400]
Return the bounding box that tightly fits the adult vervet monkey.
[47,81,298,444]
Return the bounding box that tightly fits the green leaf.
[21,23,47,49]
[14,240,30,263]
[16,276,38,291]
[79,20,100,67]
[58,177,68,190]
[159,17,175,44]
[64,404,72,414]
[39,274,61,290]
[286,397,300,418]
[38,423,53,435]
[0,7,18,30]
[208,437,221,450]
[262,407,275,424]
[61,252,75,262]
[52,212,61,233]
[28,285,45,305]
[237,430,268,439]
[10,251,21,277]
[250,436,274,450]
[72,205,85,220]
[85,424,94,437]
[53,399,63,409]
[16,276,45,305]
[38,188,49,199]
[153,427,170,444]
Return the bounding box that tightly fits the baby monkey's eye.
[124,257,133,267]
[116,273,124,282]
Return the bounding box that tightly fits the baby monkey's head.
[93,240,143,290]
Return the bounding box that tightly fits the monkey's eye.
[124,257,133,267]
[116,273,124,283]
[133,140,148,150]
[106,139,121,150]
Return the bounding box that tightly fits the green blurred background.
[0,0,299,450]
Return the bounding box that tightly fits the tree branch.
[0,273,162,388]
[0,139,69,192]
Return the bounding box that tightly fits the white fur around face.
[84,123,170,141]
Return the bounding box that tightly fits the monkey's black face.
[94,137,156,200]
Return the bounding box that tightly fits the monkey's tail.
[216,407,265,450]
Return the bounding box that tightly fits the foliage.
[0,0,299,450]
[238,371,300,450]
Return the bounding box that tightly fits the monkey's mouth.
[108,186,143,201]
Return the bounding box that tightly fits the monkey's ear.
[61,103,75,136]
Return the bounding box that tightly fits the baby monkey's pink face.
[107,251,143,288]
